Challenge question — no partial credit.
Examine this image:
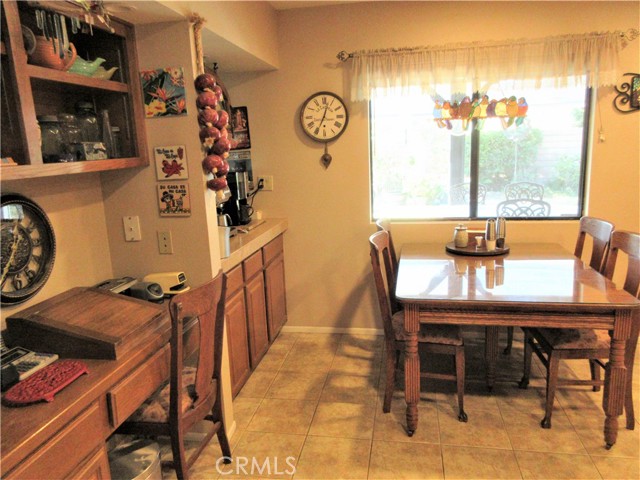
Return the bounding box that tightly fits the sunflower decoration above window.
[433,95,528,131]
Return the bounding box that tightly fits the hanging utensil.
[46,12,56,53]
[60,14,69,52]
[35,10,44,34]
[54,14,63,59]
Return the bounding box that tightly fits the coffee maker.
[219,158,252,226]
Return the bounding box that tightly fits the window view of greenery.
[370,79,588,220]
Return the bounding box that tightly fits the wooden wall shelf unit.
[0,0,148,181]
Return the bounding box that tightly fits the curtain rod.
[336,28,639,62]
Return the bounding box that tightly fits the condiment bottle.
[100,110,115,158]
[496,217,506,248]
[453,224,469,248]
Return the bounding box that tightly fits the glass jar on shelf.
[58,113,82,161]
[75,101,100,142]
[37,115,63,163]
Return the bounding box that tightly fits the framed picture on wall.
[154,145,189,180]
[230,106,251,150]
[157,183,191,217]
[141,67,187,118]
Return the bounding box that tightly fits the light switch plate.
[123,216,141,241]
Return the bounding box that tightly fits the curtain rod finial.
[337,51,351,62]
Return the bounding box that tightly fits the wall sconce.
[613,72,640,113]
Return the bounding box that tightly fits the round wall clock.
[300,91,349,143]
[1,193,56,306]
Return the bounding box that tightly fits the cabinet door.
[265,254,287,341]
[245,273,269,368]
[225,290,251,398]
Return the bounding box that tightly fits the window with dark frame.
[370,77,591,221]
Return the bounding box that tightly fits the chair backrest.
[450,182,487,204]
[496,199,551,218]
[369,231,399,342]
[375,218,398,270]
[168,271,226,420]
[504,182,544,200]
[574,216,615,272]
[602,230,640,299]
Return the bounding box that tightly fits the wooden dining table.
[395,242,640,448]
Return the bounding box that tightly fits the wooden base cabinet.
[226,234,288,398]
[264,237,287,341]
[225,266,251,397]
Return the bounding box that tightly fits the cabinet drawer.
[226,265,244,297]
[107,344,170,427]
[7,402,105,480]
[243,250,264,280]
[263,235,284,265]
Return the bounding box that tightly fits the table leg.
[603,310,632,448]
[404,304,420,436]
[485,326,499,391]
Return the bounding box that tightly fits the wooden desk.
[1,305,172,479]
[395,243,640,448]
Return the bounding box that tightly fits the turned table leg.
[603,310,632,449]
[485,326,499,391]
[404,304,420,436]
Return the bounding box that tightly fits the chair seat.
[392,311,463,345]
[531,327,610,350]
[128,366,199,423]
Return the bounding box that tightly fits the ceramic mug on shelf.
[28,35,76,71]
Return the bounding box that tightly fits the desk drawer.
[6,402,104,480]
[243,250,264,280]
[107,344,170,427]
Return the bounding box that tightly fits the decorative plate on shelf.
[445,242,509,256]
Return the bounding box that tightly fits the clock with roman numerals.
[300,91,349,143]
[1,194,56,306]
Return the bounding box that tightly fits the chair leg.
[504,327,514,355]
[589,359,601,392]
[519,330,533,389]
[383,345,397,413]
[625,339,637,430]
[455,346,467,422]
[216,421,233,462]
[171,429,189,480]
[542,355,560,429]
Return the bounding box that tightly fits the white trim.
[281,325,383,336]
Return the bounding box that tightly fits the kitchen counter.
[221,218,288,272]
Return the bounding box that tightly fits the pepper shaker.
[496,217,506,248]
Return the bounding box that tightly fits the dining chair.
[504,181,545,201]
[496,198,551,217]
[375,218,398,271]
[518,222,628,430]
[116,272,232,479]
[503,216,616,356]
[450,182,487,205]
[369,230,467,422]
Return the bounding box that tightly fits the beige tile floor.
[163,328,640,479]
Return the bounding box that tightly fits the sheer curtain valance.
[346,31,634,101]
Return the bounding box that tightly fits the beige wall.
[1,175,114,325]
[102,20,222,286]
[225,1,640,331]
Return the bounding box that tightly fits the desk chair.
[369,231,467,422]
[519,220,626,430]
[117,273,232,480]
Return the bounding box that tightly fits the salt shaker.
[453,224,469,248]
[496,217,506,248]
[485,218,496,251]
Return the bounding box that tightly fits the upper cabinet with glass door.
[0,0,148,181]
